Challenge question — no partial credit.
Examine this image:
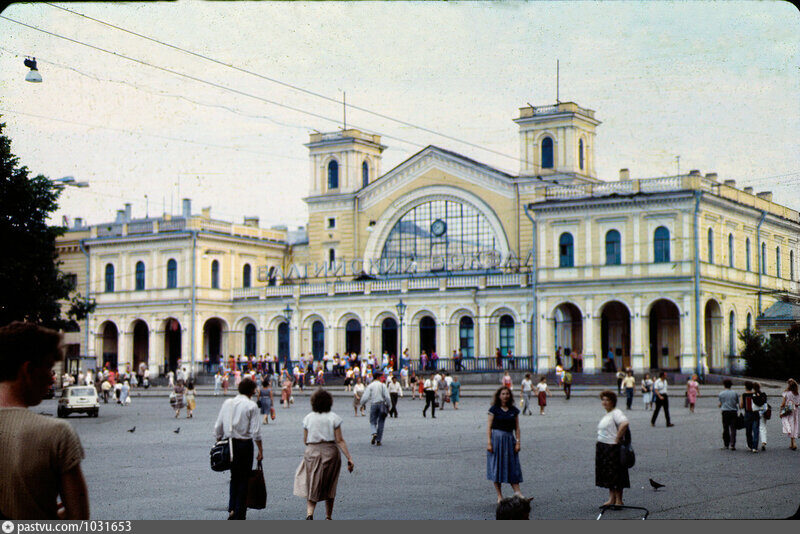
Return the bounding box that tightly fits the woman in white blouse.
[595,390,630,508]
[294,389,354,520]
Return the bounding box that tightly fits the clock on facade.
[430,219,447,237]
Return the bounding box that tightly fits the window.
[459,316,474,358]
[707,228,714,264]
[605,229,621,265]
[578,138,585,170]
[135,261,145,291]
[244,324,256,356]
[558,232,574,267]
[791,250,795,281]
[104,264,115,292]
[761,243,766,274]
[327,217,336,229]
[654,226,670,263]
[746,312,752,331]
[211,260,220,289]
[65,273,78,290]
[728,234,734,268]
[312,321,325,360]
[362,161,369,188]
[166,258,178,288]
[729,311,735,356]
[243,264,251,288]
[776,247,781,278]
[541,137,554,169]
[746,238,751,271]
[327,160,339,189]
[499,315,515,356]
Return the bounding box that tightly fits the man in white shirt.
[387,375,404,418]
[650,371,674,427]
[520,373,534,415]
[214,377,263,520]
[423,374,437,418]
[360,373,391,445]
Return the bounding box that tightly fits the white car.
[58,386,100,418]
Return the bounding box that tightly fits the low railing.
[487,274,521,287]
[97,223,124,237]
[334,281,365,293]
[448,275,480,288]
[371,280,402,292]
[300,283,327,296]
[127,221,154,234]
[408,278,438,290]
[232,287,261,299]
[159,219,186,232]
[640,176,683,193]
[264,286,293,297]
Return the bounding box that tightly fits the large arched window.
[312,321,325,361]
[345,319,361,355]
[135,261,145,291]
[244,324,257,356]
[761,242,766,274]
[605,229,621,265]
[559,232,574,267]
[499,315,515,355]
[729,311,735,356]
[211,260,220,289]
[327,160,339,190]
[776,247,781,278]
[459,316,474,358]
[167,258,178,288]
[707,227,714,264]
[541,136,554,169]
[104,263,115,292]
[578,138,585,170]
[654,226,670,263]
[379,199,500,267]
[242,264,251,288]
[728,234,734,268]
[362,161,369,189]
[746,238,751,271]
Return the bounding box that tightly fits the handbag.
[246,461,267,510]
[619,428,635,468]
[780,404,795,418]
[763,404,772,420]
[735,411,746,429]
[210,404,235,472]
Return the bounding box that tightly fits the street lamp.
[52,176,89,189]
[24,57,42,83]
[283,304,293,368]
[396,299,406,370]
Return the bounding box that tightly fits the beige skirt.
[293,442,342,502]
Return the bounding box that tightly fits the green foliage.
[0,120,95,329]
[740,324,800,380]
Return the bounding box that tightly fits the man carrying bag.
[213,377,263,520]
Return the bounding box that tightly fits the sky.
[0,1,798,229]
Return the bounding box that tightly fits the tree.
[740,324,800,380]
[0,120,95,329]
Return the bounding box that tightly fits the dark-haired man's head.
[723,379,733,389]
[0,322,62,406]
[744,380,754,391]
[496,495,532,520]
[238,377,257,397]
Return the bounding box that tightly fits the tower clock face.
[431,219,447,237]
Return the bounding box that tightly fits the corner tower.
[305,129,386,196]
[513,102,600,180]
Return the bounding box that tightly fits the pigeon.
[649,478,665,490]
[173,427,181,434]
[127,426,136,433]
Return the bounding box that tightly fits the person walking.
[0,322,90,519]
[259,380,274,424]
[120,380,130,406]
[293,389,354,520]
[535,376,548,415]
[563,369,573,400]
[595,390,630,508]
[282,371,294,409]
[352,377,365,416]
[686,374,700,413]
[622,370,635,410]
[718,379,739,450]
[520,373,534,416]
[213,377,263,520]
[360,372,391,446]
[171,380,186,418]
[185,381,196,418]
[779,378,799,450]
[214,371,222,396]
[650,372,673,427]
[388,375,403,418]
[501,371,513,391]
[642,373,653,410]
[487,386,524,503]
[423,374,437,418]
[740,381,760,453]
[101,378,111,404]
[450,376,461,410]
[616,370,625,395]
[437,372,449,411]
[753,382,768,451]
[409,371,418,399]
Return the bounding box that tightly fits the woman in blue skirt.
[487,386,524,502]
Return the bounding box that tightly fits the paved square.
[39,389,799,519]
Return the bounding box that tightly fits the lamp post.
[51,176,89,189]
[283,304,293,370]
[396,299,406,371]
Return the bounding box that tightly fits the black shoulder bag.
[210,406,234,472]
[619,427,636,469]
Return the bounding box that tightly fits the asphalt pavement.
[37,388,800,520]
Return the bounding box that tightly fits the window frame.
[605,229,621,265]
[541,136,554,169]
[558,232,574,268]
[327,160,339,190]
[104,263,115,293]
[211,259,220,289]
[243,263,251,288]
[653,226,670,263]
[166,258,178,289]
[135,261,145,291]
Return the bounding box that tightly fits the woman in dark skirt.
[487,386,524,503]
[595,390,630,507]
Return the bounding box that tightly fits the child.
[536,376,549,415]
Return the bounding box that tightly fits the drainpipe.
[523,204,538,373]
[190,230,197,377]
[693,191,703,378]
[756,210,766,316]
[79,239,90,372]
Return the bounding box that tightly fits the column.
[292,312,301,361]
[478,304,488,359]
[681,294,696,374]
[117,325,130,372]
[631,296,645,373]
[148,321,161,375]
[438,305,448,359]
[193,317,204,376]
[582,298,596,374]
[537,299,549,372]
[363,308,372,355]
[520,303,529,360]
